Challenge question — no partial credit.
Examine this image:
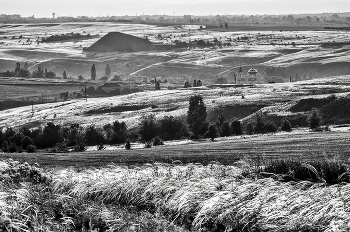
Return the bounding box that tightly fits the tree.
[62,71,67,79]
[281,119,292,132]
[110,120,127,144]
[216,114,226,129]
[103,123,113,142]
[230,119,243,135]
[84,125,105,145]
[139,114,158,142]
[91,64,96,80]
[205,124,217,141]
[159,116,185,140]
[308,108,322,129]
[35,122,62,148]
[187,95,207,137]
[219,121,231,137]
[254,111,266,133]
[245,122,254,135]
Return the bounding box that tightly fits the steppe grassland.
[1,75,350,130]
[2,159,350,231]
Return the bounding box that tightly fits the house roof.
[101,82,121,88]
[248,67,258,74]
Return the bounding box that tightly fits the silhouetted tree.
[205,124,218,141]
[230,119,243,135]
[139,114,158,142]
[308,108,322,129]
[187,95,207,137]
[281,119,292,132]
[91,64,96,80]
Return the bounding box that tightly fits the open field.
[1,22,350,80]
[1,131,349,167]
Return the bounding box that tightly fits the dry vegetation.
[2,158,350,231]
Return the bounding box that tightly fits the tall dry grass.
[50,161,350,231]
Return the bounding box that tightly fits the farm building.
[235,66,266,84]
[100,82,122,93]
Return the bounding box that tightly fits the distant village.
[1,12,350,26]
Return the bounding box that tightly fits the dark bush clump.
[281,119,292,132]
[21,136,33,150]
[84,125,105,145]
[139,115,158,142]
[308,108,322,129]
[152,136,164,146]
[265,122,278,133]
[110,121,127,144]
[26,144,36,153]
[125,140,131,149]
[230,119,243,135]
[205,124,218,141]
[219,121,231,137]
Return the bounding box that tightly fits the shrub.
[215,114,226,129]
[84,125,105,145]
[145,142,152,148]
[308,108,322,129]
[97,143,105,150]
[36,122,62,148]
[125,140,131,149]
[254,111,266,133]
[205,124,218,141]
[159,116,186,140]
[230,119,243,135]
[139,115,158,142]
[152,136,164,146]
[198,121,209,136]
[219,121,231,137]
[245,122,254,135]
[21,136,33,150]
[110,121,127,144]
[26,144,36,153]
[281,119,292,132]
[187,95,207,137]
[265,122,278,133]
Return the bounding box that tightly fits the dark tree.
[63,71,67,79]
[91,64,96,80]
[281,119,292,132]
[219,121,231,137]
[139,114,158,142]
[245,122,254,135]
[187,95,207,137]
[230,119,243,135]
[35,122,62,148]
[216,114,226,129]
[308,108,322,129]
[254,111,266,133]
[205,124,218,141]
[110,120,127,144]
[103,123,113,142]
[159,116,185,140]
[225,22,228,29]
[84,125,105,145]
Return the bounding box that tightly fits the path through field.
[3,131,350,167]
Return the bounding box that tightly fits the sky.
[2,0,350,18]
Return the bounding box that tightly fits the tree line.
[0,95,323,153]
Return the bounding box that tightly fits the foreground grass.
[2,159,350,231]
